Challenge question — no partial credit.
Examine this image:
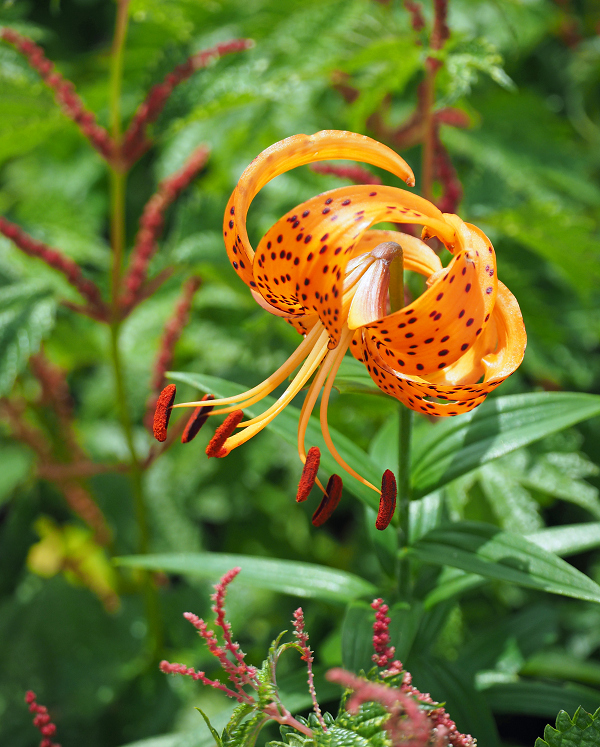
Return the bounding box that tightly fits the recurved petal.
[253,185,456,348]
[352,279,526,417]
[223,131,416,288]
[351,229,442,276]
[365,218,497,376]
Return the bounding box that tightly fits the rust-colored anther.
[376,469,397,530]
[312,474,343,527]
[153,384,177,442]
[296,446,321,502]
[205,410,243,457]
[181,394,215,443]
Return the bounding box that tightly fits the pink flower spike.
[293,608,326,731]
[159,660,251,703]
[144,276,203,429]
[0,216,107,319]
[120,147,210,311]
[24,691,61,747]
[371,598,395,668]
[121,39,253,166]
[1,29,113,160]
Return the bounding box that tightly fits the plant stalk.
[107,0,162,656]
[421,60,437,202]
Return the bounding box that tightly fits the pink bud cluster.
[25,691,61,747]
[160,567,257,702]
[371,598,395,668]
[431,0,450,51]
[1,28,112,159]
[404,1,426,32]
[145,276,202,428]
[364,598,477,746]
[121,146,210,310]
[310,162,382,185]
[0,216,106,317]
[293,608,326,730]
[121,39,254,166]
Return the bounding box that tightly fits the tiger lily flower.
[164,131,526,509]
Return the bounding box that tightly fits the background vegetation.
[1,0,600,745]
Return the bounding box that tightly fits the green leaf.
[195,709,223,747]
[483,681,600,720]
[522,650,600,688]
[0,281,56,395]
[406,656,501,747]
[0,445,33,506]
[526,523,600,558]
[411,393,600,499]
[410,521,600,604]
[536,707,600,747]
[115,552,376,603]
[423,523,600,608]
[167,371,384,511]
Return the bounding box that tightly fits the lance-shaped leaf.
[411,392,600,499]
[410,521,600,604]
[115,551,375,603]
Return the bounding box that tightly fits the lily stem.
[397,404,413,600]
[107,0,162,657]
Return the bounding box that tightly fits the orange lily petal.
[253,185,456,348]
[365,218,497,375]
[224,130,416,288]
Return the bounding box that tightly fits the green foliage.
[536,706,600,746]
[0,280,56,395]
[1,1,600,746]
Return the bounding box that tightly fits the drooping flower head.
[160,131,526,514]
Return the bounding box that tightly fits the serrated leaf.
[115,552,376,603]
[411,393,600,499]
[410,521,600,604]
[0,281,56,395]
[535,706,600,747]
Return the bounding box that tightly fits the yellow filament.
[172,324,323,409]
[319,327,380,493]
[222,332,331,450]
[238,329,330,428]
[295,349,341,495]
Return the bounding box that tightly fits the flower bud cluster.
[121,146,209,310]
[1,28,112,159]
[0,216,106,316]
[25,691,61,747]
[121,39,253,166]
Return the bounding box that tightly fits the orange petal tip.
[153,384,177,442]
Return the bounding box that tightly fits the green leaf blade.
[115,552,376,604]
[411,393,600,499]
[410,521,600,604]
